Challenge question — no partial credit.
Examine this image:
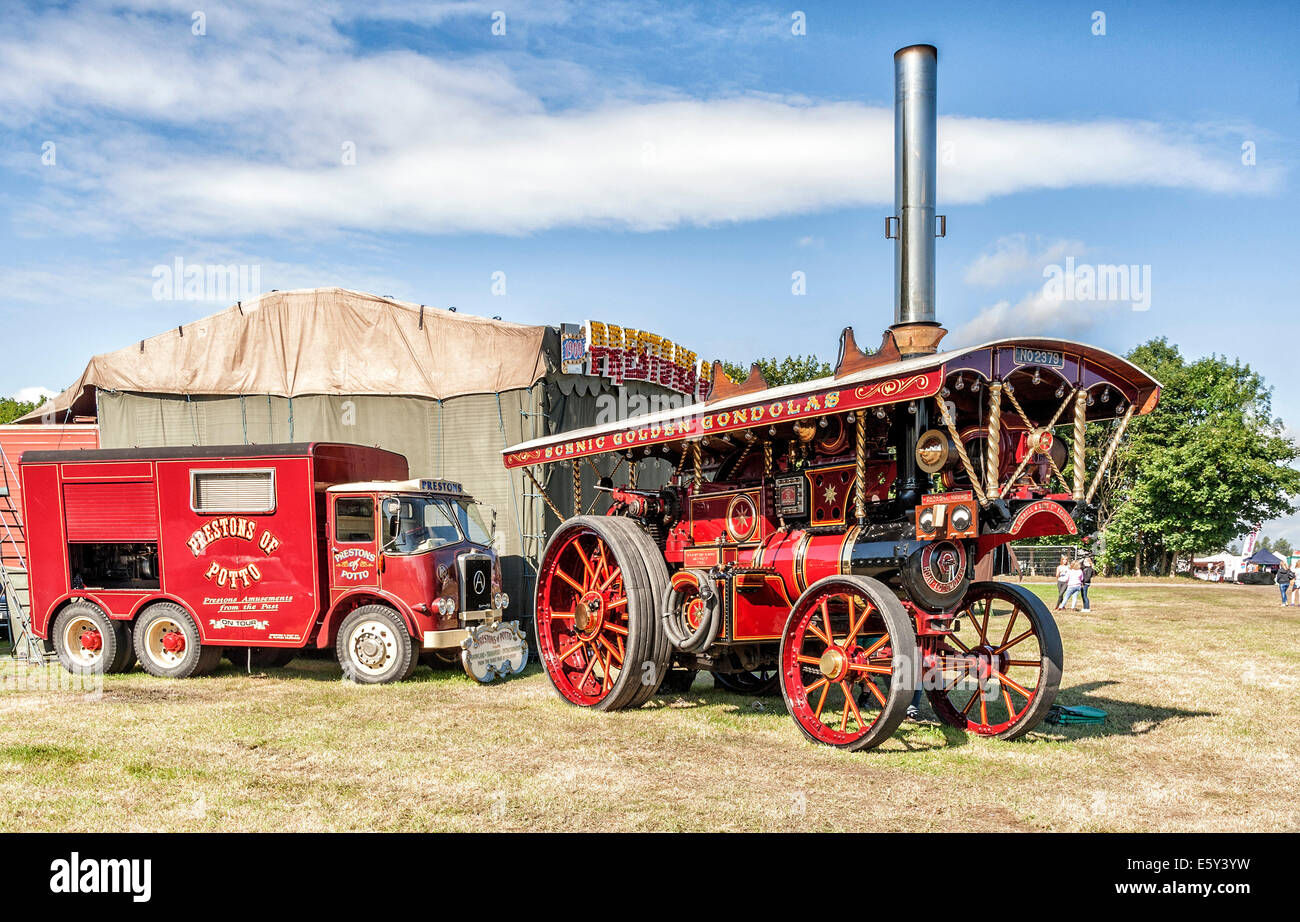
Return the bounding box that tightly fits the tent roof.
[1246,548,1283,565]
[1193,553,1240,565]
[19,288,550,422]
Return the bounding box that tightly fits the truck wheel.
[533,515,667,711]
[134,603,222,679]
[336,605,419,684]
[52,601,130,675]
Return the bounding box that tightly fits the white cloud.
[963,234,1084,287]
[952,257,1129,345]
[0,2,1283,239]
[11,386,57,404]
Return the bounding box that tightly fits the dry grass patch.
[0,581,1295,831]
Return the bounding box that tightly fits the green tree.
[0,398,37,425]
[720,355,831,388]
[1097,339,1299,575]
[1273,537,1293,557]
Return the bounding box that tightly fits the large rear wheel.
[534,516,668,710]
[134,602,222,678]
[52,600,132,675]
[925,581,1062,740]
[779,576,918,751]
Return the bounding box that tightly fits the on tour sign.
[564,320,715,401]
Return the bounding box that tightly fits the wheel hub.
[818,647,848,681]
[574,592,605,639]
[971,645,1007,680]
[79,629,103,652]
[161,631,185,654]
[355,634,386,666]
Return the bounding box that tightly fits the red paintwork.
[19,443,492,651]
[975,499,1078,561]
[0,424,99,564]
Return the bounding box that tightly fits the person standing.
[1079,555,1095,612]
[1058,561,1084,611]
[1278,564,1293,607]
[1055,555,1070,609]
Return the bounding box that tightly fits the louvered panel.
[63,482,158,542]
[191,470,276,513]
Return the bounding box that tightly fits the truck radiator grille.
[458,553,493,612]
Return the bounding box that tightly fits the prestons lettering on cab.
[186,516,283,589]
[333,547,377,582]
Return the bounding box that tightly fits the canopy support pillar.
[854,413,867,523]
[1086,403,1136,505]
[934,397,988,506]
[986,381,1003,498]
[1073,389,1088,501]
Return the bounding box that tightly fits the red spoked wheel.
[779,576,917,751]
[535,515,668,711]
[925,581,1062,740]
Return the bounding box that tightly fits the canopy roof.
[20,287,550,422]
[1192,552,1241,565]
[1246,548,1282,566]
[502,334,1162,469]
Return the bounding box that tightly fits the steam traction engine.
[501,45,1161,751]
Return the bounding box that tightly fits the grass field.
[0,581,1294,832]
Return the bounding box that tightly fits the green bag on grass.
[1045,704,1107,726]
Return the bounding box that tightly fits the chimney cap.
[894,43,937,59]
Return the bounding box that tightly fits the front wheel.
[336,605,419,684]
[925,581,1062,740]
[779,576,918,751]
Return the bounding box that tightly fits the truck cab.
[325,478,525,683]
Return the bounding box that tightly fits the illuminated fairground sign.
[563,321,715,401]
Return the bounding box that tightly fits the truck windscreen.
[386,495,491,554]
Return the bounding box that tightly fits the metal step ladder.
[0,441,47,661]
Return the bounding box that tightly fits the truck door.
[329,494,380,590]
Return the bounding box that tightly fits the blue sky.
[2,0,1298,542]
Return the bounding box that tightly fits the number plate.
[1013,347,1064,368]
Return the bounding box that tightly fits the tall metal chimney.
[889,44,946,356]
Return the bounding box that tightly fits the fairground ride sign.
[504,371,941,468]
[562,321,715,401]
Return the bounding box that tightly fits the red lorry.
[18,442,525,683]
